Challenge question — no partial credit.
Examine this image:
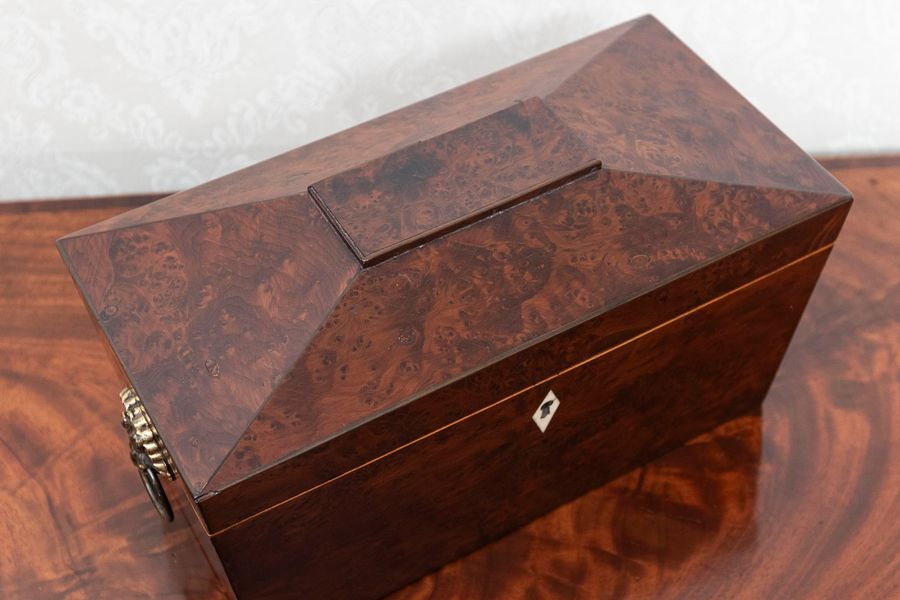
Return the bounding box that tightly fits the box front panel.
[197,201,850,533]
[209,245,832,600]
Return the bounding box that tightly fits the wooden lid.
[58,15,849,503]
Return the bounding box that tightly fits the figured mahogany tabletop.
[0,155,897,599]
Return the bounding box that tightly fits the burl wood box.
[57,15,850,600]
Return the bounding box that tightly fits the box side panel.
[169,482,237,599]
[57,192,362,495]
[210,244,832,599]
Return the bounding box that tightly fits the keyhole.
[539,400,554,419]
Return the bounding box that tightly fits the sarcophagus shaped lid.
[57,15,849,510]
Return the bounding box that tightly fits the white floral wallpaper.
[1,0,898,201]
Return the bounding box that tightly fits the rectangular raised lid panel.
[309,97,600,265]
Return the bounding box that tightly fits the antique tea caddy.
[58,16,851,599]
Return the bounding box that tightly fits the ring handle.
[135,450,174,521]
[120,387,178,521]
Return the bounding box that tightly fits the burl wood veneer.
[56,15,851,600]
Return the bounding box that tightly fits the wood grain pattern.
[210,245,832,599]
[309,97,598,265]
[200,176,849,532]
[57,15,851,505]
[0,195,229,599]
[0,155,896,598]
[215,169,847,492]
[59,193,360,494]
[391,156,900,600]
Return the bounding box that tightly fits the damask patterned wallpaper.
[1,0,898,200]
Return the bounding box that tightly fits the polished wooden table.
[1,156,897,599]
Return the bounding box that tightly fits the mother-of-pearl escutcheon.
[532,390,560,433]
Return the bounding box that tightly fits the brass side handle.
[120,387,178,521]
